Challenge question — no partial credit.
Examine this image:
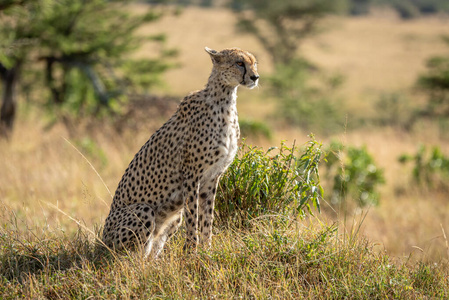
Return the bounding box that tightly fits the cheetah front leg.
[147,212,182,258]
[199,176,220,248]
[182,171,201,252]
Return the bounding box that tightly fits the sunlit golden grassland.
[1,6,449,297]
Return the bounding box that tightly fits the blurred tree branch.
[230,0,346,65]
[0,0,28,11]
[0,0,177,138]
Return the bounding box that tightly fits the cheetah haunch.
[102,47,259,257]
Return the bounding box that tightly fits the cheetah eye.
[236,62,244,67]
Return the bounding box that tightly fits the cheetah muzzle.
[102,47,259,258]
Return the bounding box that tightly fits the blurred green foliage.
[0,0,176,135]
[385,0,449,18]
[156,0,449,18]
[399,145,449,191]
[345,0,449,18]
[268,59,345,135]
[216,139,324,227]
[373,92,413,128]
[416,36,449,119]
[326,142,385,207]
[239,119,272,140]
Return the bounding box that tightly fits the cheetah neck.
[204,72,238,106]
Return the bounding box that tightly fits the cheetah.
[102,47,259,257]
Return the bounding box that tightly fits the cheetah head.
[205,47,259,89]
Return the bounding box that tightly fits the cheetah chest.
[204,109,239,180]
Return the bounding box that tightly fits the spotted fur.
[102,47,259,257]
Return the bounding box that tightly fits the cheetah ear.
[205,47,222,64]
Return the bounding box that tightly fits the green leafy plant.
[326,142,385,207]
[215,138,324,227]
[399,145,449,190]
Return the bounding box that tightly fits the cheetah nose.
[250,75,259,82]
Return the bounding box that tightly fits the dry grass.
[0,112,151,231]
[2,209,448,298]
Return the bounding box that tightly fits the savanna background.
[1,0,449,298]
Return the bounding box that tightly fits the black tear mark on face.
[240,62,246,85]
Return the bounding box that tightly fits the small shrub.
[399,145,449,191]
[325,142,385,207]
[216,138,324,227]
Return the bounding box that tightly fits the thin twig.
[440,224,449,261]
[62,136,112,202]
[43,200,118,261]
